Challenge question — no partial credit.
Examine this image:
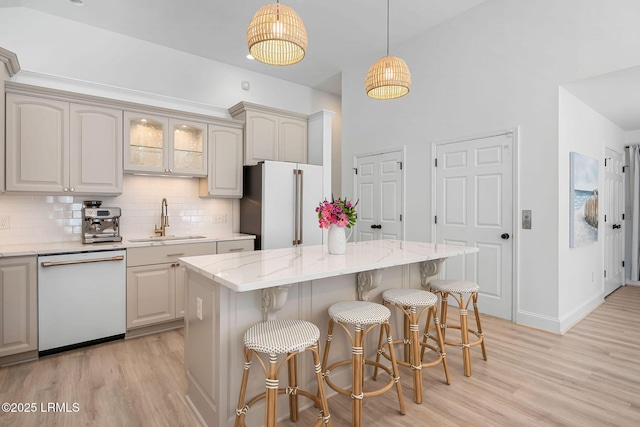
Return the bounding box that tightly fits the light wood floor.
[1,286,640,427]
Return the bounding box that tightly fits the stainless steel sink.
[128,235,207,243]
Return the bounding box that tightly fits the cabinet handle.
[228,248,245,252]
[41,255,124,268]
[169,169,173,173]
[70,187,75,192]
[63,187,69,192]
[166,253,185,257]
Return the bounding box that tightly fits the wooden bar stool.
[235,319,331,427]
[321,301,405,427]
[375,288,450,403]
[427,280,487,377]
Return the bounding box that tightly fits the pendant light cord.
[386,0,390,56]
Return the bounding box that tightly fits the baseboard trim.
[125,319,184,339]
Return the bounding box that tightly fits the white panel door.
[604,148,624,296]
[435,134,513,320]
[355,150,403,241]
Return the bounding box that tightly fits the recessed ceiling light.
[69,0,85,6]
[246,54,255,60]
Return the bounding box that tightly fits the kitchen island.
[180,239,478,427]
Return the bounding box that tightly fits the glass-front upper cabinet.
[124,111,207,176]
[169,118,207,176]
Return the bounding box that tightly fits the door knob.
[370,224,382,229]
[613,224,621,229]
[501,233,510,240]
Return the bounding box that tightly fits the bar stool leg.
[458,294,472,377]
[408,306,423,404]
[265,354,279,427]
[373,321,385,381]
[235,348,252,427]
[321,319,335,375]
[311,342,332,426]
[431,305,451,384]
[473,291,488,361]
[403,309,411,363]
[287,352,299,421]
[440,292,450,343]
[352,325,364,427]
[384,322,406,415]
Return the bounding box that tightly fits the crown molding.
[0,47,20,76]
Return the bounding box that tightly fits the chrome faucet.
[154,198,169,236]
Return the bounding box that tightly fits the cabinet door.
[0,257,37,358]
[279,117,308,163]
[126,264,176,329]
[70,104,123,194]
[5,94,69,192]
[244,111,278,165]
[169,119,207,176]
[124,111,169,174]
[200,125,243,198]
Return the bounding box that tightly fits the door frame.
[430,127,520,322]
[352,146,406,242]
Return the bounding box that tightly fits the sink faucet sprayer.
[155,198,169,236]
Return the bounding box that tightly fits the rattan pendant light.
[247,1,308,66]
[365,0,411,99]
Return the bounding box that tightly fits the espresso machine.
[81,201,122,243]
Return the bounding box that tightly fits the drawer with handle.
[217,239,254,254]
[127,242,217,267]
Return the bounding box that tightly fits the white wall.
[557,88,625,331]
[340,0,640,331]
[626,130,640,144]
[0,7,342,242]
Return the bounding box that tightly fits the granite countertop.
[0,233,255,257]
[180,239,479,292]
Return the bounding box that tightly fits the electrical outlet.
[522,210,531,230]
[212,213,226,223]
[0,216,9,230]
[196,297,203,320]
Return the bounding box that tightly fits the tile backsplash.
[0,175,235,245]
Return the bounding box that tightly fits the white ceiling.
[564,66,640,131]
[3,0,487,95]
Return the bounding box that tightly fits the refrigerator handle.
[293,169,300,246]
[299,169,304,245]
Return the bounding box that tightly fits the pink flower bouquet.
[316,197,357,229]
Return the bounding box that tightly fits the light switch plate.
[522,210,532,229]
[196,297,203,320]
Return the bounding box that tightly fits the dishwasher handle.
[40,255,125,268]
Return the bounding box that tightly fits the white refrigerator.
[240,160,323,250]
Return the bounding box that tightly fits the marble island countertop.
[180,239,479,292]
[0,233,255,257]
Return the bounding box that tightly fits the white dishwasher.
[38,250,126,356]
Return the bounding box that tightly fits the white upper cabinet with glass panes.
[124,111,207,176]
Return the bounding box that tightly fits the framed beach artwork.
[569,152,599,248]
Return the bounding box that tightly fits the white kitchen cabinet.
[199,124,243,198]
[0,257,37,359]
[5,93,123,195]
[126,242,217,330]
[124,112,207,176]
[229,102,308,166]
[126,263,176,328]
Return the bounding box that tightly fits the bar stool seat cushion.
[429,279,479,294]
[243,319,320,354]
[328,301,390,325]
[382,288,438,307]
